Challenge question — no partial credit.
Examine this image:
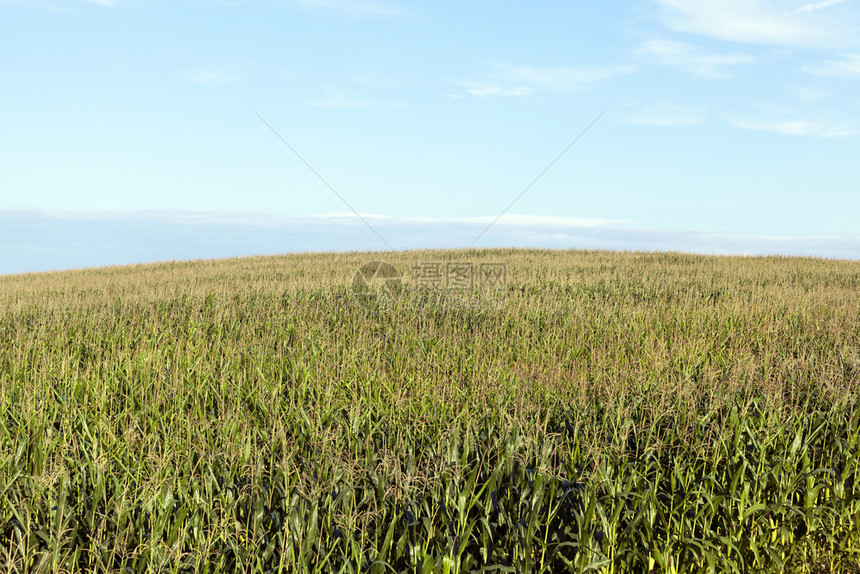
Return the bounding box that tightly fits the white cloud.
[176,67,237,86]
[493,63,637,92]
[468,214,619,227]
[310,87,373,108]
[752,100,797,115]
[786,84,830,103]
[317,212,620,227]
[803,53,860,76]
[295,0,402,16]
[311,100,373,108]
[8,210,622,238]
[16,0,117,9]
[748,86,831,117]
[628,104,703,126]
[655,0,857,48]
[462,62,635,97]
[731,117,858,136]
[464,85,535,97]
[637,39,756,78]
[791,0,850,15]
[4,209,858,275]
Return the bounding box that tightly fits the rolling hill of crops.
[2,248,859,573]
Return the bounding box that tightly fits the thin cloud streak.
[627,104,703,126]
[310,88,374,108]
[731,117,858,137]
[655,0,857,48]
[787,84,830,103]
[492,63,637,93]
[176,67,237,86]
[791,0,850,14]
[462,62,635,97]
[464,85,535,97]
[2,209,622,229]
[803,53,860,76]
[2,209,857,275]
[295,0,402,16]
[637,39,756,78]
[318,213,622,227]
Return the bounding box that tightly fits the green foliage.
[1,249,859,572]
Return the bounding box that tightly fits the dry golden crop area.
[1,248,859,572]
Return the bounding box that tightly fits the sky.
[2,0,859,275]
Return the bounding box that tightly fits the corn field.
[1,248,859,573]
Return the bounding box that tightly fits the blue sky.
[2,0,859,274]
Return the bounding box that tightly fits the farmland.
[1,248,859,572]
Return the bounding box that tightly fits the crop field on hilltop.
[1,248,860,573]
